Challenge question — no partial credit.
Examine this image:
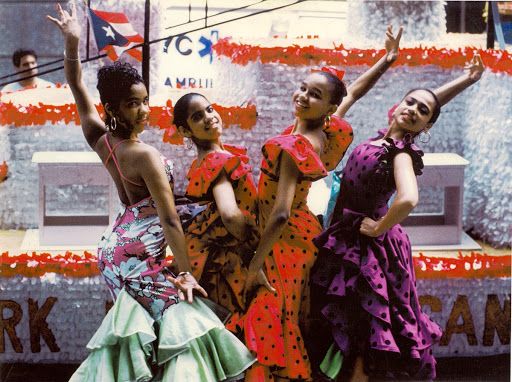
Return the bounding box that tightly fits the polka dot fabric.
[243,117,353,381]
[185,145,258,331]
[320,115,354,171]
[312,130,442,380]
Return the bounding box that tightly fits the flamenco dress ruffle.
[70,289,256,382]
[312,131,442,380]
[242,116,353,381]
[185,145,259,332]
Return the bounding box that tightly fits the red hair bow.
[312,66,345,81]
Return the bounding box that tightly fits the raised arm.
[212,173,248,240]
[434,54,484,106]
[244,154,299,297]
[360,152,418,237]
[335,25,403,118]
[47,2,106,149]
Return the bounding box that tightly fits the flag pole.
[142,0,151,94]
[86,0,91,60]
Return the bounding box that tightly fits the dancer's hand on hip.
[360,217,383,237]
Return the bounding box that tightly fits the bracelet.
[177,271,191,277]
[63,50,80,62]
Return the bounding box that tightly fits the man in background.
[1,49,54,92]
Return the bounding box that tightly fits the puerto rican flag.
[88,8,144,62]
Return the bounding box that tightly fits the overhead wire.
[0,0,307,88]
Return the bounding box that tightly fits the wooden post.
[487,1,496,49]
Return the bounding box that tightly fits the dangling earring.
[110,117,117,131]
[419,129,431,144]
[185,137,193,150]
[324,114,331,128]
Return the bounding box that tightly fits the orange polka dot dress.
[185,144,259,331]
[243,116,353,381]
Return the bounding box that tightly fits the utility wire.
[1,0,269,81]
[164,0,267,30]
[0,0,306,88]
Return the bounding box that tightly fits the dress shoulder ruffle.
[262,133,327,180]
[186,146,251,199]
[373,129,424,189]
[320,115,354,171]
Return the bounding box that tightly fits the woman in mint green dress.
[48,3,255,381]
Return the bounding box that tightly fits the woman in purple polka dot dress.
[312,55,485,381]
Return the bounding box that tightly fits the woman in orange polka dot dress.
[242,26,403,382]
[174,93,259,331]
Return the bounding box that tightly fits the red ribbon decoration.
[213,38,512,75]
[0,250,509,279]
[0,161,8,183]
[312,66,345,81]
[0,100,258,145]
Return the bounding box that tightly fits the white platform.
[32,151,116,247]
[20,228,99,252]
[402,153,471,248]
[411,231,481,251]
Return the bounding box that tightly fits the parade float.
[0,0,509,364]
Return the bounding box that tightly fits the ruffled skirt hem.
[312,210,441,380]
[70,289,256,382]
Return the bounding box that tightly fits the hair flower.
[311,66,345,81]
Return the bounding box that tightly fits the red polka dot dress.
[243,116,353,381]
[185,145,259,331]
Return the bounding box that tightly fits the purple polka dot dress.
[312,129,442,380]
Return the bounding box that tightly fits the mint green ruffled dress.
[70,290,255,381]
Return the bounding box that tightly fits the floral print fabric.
[97,156,180,320]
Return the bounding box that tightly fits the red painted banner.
[213,38,512,75]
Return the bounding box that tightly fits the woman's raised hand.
[47,1,81,42]
[464,54,485,83]
[384,25,403,63]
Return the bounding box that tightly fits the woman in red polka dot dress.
[174,93,259,332]
[242,26,403,382]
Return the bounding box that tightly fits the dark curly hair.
[173,92,206,131]
[96,61,144,130]
[315,71,348,106]
[12,49,37,67]
[403,88,441,124]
